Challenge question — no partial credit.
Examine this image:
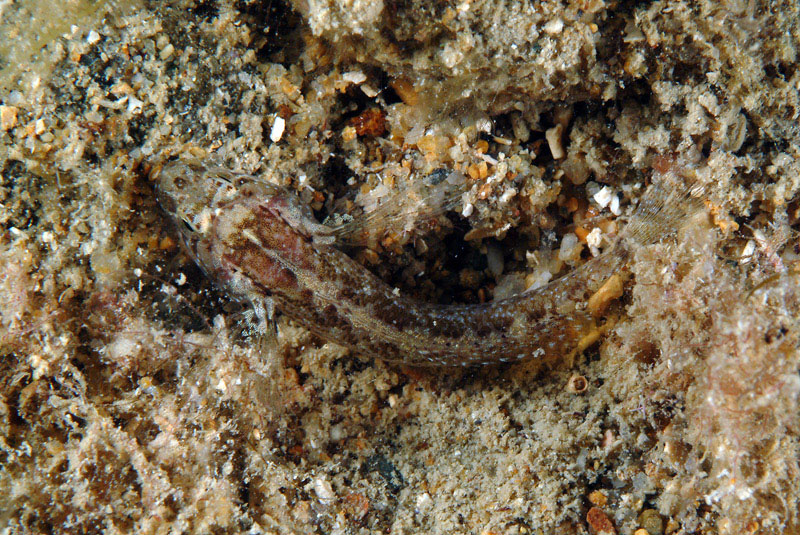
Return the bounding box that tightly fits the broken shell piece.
[270,116,286,142]
[567,374,589,394]
[546,124,565,159]
[593,186,614,208]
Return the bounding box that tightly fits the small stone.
[127,96,143,114]
[110,82,134,96]
[637,509,664,535]
[348,108,386,137]
[588,490,608,507]
[360,84,379,97]
[609,195,621,215]
[342,70,366,84]
[341,125,357,142]
[558,232,582,262]
[586,227,603,255]
[415,492,433,511]
[159,43,175,60]
[544,18,564,35]
[587,506,616,534]
[270,116,286,142]
[343,492,369,520]
[313,477,335,504]
[546,124,565,159]
[0,105,18,130]
[593,186,614,208]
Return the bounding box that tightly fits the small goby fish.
[153,159,695,367]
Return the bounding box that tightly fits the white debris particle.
[462,202,474,217]
[107,336,139,361]
[416,492,433,511]
[479,152,499,165]
[86,30,101,44]
[175,272,187,286]
[476,116,492,133]
[342,70,367,84]
[329,423,346,442]
[127,96,143,114]
[270,116,286,142]
[159,43,175,60]
[586,227,603,248]
[499,187,517,204]
[30,353,50,380]
[609,194,621,215]
[360,83,378,97]
[544,18,564,35]
[313,477,335,504]
[40,230,54,244]
[558,232,583,262]
[222,460,233,476]
[586,227,603,256]
[593,186,614,208]
[740,240,756,264]
[440,42,464,68]
[546,124,565,159]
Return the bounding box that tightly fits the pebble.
[0,105,18,130]
[270,116,286,142]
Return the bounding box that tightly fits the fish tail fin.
[621,168,707,247]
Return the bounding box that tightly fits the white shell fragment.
[546,124,565,159]
[270,116,286,143]
[586,227,603,256]
[593,186,614,209]
[86,30,101,44]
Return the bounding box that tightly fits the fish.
[153,158,699,367]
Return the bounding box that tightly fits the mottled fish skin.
[154,159,677,367]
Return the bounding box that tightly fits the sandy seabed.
[1,1,800,533]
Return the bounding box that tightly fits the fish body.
[155,159,684,367]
